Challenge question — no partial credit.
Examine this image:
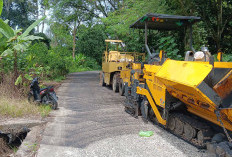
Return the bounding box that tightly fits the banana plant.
[0,0,2,16]
[0,16,46,78]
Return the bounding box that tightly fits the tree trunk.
[36,0,40,32]
[4,0,11,18]
[0,57,4,83]
[41,6,46,33]
[216,0,222,51]
[72,22,77,59]
[13,50,18,79]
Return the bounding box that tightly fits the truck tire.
[119,79,125,96]
[112,73,119,92]
[100,72,106,86]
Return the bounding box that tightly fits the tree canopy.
[0,0,232,83]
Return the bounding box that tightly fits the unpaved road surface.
[37,71,211,157]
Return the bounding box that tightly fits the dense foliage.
[0,0,232,85]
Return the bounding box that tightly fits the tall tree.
[102,0,167,49]
[166,0,232,53]
[90,0,121,17]
[194,0,232,52]
[77,24,106,64]
[51,0,96,58]
[1,0,37,31]
[41,0,49,33]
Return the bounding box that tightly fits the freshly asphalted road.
[37,71,211,157]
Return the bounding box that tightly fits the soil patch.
[0,138,13,157]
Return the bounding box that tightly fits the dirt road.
[37,71,211,157]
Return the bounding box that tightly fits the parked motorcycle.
[28,77,58,110]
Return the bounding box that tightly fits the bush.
[0,39,101,84]
[158,36,182,60]
[77,24,106,65]
[222,54,232,62]
[23,42,100,79]
[67,53,101,73]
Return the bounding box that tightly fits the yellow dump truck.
[100,39,145,93]
[125,13,232,156]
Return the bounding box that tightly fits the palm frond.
[21,16,46,38]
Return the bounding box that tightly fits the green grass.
[69,67,101,73]
[43,75,66,83]
[9,146,18,154]
[24,143,38,152]
[53,75,66,82]
[0,73,54,119]
[39,105,52,118]
[0,96,52,118]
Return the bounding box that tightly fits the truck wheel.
[112,73,119,92]
[119,79,125,96]
[101,72,106,86]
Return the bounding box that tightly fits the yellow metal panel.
[144,64,161,74]
[137,86,167,126]
[156,60,213,87]
[120,70,131,84]
[181,61,232,69]
[217,52,223,62]
[104,73,111,85]
[137,59,232,132]
[214,62,232,68]
[102,62,109,72]
[120,63,144,86]
[143,64,161,82]
[132,63,141,69]
[119,54,134,62]
[151,60,218,111]
[109,51,121,62]
[146,76,166,108]
[159,50,164,61]
[102,62,128,73]
[107,51,136,62]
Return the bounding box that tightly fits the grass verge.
[70,67,101,73]
[0,96,52,119]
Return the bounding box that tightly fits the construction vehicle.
[124,13,232,156]
[100,39,145,93]
[119,62,145,96]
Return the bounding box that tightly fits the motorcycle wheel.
[28,93,34,103]
[51,99,58,110]
[41,95,58,110]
